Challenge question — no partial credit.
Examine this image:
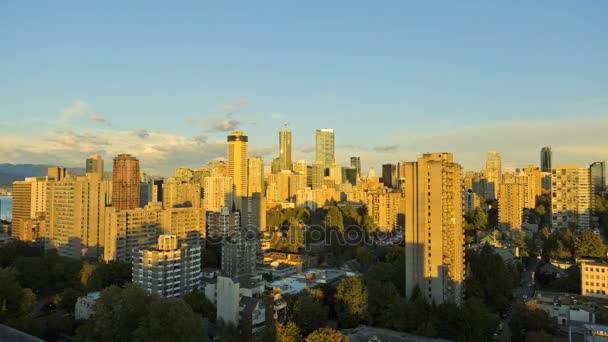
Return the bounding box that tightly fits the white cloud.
[61,100,107,124]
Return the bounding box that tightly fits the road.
[497,257,538,342]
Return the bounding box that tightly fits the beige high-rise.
[483,151,502,199]
[227,131,248,198]
[279,129,292,171]
[112,154,140,210]
[551,166,592,230]
[203,176,234,212]
[46,174,111,259]
[248,156,264,196]
[403,153,464,305]
[498,183,524,230]
[11,177,48,240]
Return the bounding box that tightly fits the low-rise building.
[132,235,202,298]
[582,260,608,298]
[75,291,101,320]
[262,252,318,273]
[533,292,598,327]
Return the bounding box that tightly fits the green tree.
[288,291,328,335]
[335,276,368,328]
[575,231,607,258]
[510,301,557,341]
[276,321,301,342]
[90,284,151,342]
[133,298,207,342]
[0,267,36,321]
[183,290,216,322]
[464,208,488,230]
[57,287,81,312]
[305,328,348,342]
[86,260,132,291]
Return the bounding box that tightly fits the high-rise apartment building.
[403,153,464,305]
[520,165,542,209]
[350,157,361,178]
[221,229,257,277]
[397,161,408,189]
[279,129,292,171]
[315,129,335,171]
[498,183,524,230]
[483,151,502,199]
[11,177,48,239]
[342,167,357,186]
[46,174,112,259]
[248,156,264,196]
[132,235,202,298]
[112,154,140,210]
[551,166,592,230]
[228,131,248,198]
[590,161,606,193]
[104,203,205,261]
[382,164,397,189]
[541,147,552,172]
[86,155,104,181]
[203,176,233,212]
[207,207,240,239]
[162,178,202,209]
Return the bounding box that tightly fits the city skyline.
[1,2,607,175]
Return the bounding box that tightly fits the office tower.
[315,128,335,171]
[382,164,397,189]
[139,181,152,208]
[248,156,264,196]
[403,153,464,305]
[463,171,478,191]
[483,151,502,199]
[174,166,194,183]
[541,172,552,192]
[221,229,257,277]
[228,131,248,198]
[162,178,202,209]
[279,129,292,171]
[132,235,202,298]
[306,165,313,188]
[498,183,524,230]
[551,166,592,230]
[203,176,233,212]
[46,174,111,259]
[397,161,407,189]
[311,161,325,190]
[520,165,542,209]
[112,154,140,210]
[540,147,552,172]
[271,158,281,174]
[47,167,67,181]
[350,157,361,178]
[590,161,606,193]
[342,167,357,186]
[207,207,240,239]
[86,155,104,181]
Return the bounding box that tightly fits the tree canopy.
[305,327,348,342]
[334,276,368,328]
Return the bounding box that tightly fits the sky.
[1,1,607,176]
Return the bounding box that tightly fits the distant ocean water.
[0,195,12,220]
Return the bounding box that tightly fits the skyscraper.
[382,163,397,189]
[551,165,592,230]
[498,183,524,230]
[227,131,248,198]
[350,157,361,178]
[279,129,292,171]
[403,153,464,305]
[315,128,335,171]
[112,154,140,210]
[590,161,606,193]
[483,151,502,199]
[47,166,67,181]
[248,156,264,196]
[541,147,552,172]
[311,161,325,190]
[86,155,104,181]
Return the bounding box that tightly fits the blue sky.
[1,1,607,175]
